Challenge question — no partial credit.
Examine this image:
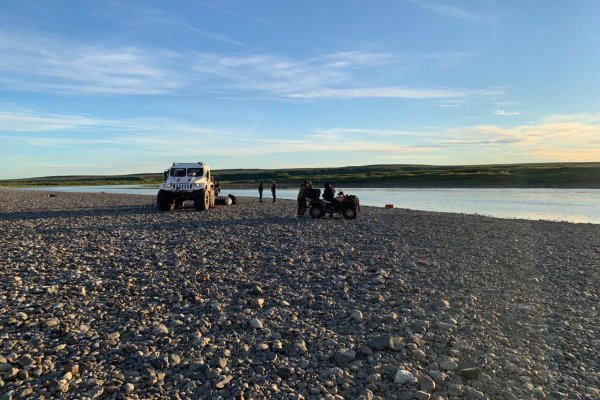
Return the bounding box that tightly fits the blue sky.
[1,0,599,179]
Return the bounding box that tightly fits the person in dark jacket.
[297,180,312,217]
[258,181,264,202]
[271,180,277,202]
[323,183,336,202]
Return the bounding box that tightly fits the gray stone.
[419,375,436,392]
[335,349,356,364]
[414,391,431,400]
[458,367,480,380]
[368,335,405,351]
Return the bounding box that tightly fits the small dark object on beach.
[47,194,57,197]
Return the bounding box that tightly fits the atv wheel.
[309,205,325,219]
[157,190,175,211]
[194,189,209,211]
[342,206,357,220]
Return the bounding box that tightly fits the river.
[24,185,600,224]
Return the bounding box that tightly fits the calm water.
[26,185,600,224]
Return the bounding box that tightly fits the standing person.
[258,181,264,202]
[297,180,312,217]
[271,180,277,202]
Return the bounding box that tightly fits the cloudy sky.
[0,0,599,179]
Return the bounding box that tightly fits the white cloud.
[0,27,497,100]
[492,109,522,116]
[407,0,476,19]
[288,87,467,99]
[0,30,183,95]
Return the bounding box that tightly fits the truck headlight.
[163,184,172,188]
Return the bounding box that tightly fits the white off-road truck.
[157,162,216,211]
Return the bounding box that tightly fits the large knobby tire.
[157,190,175,211]
[209,189,216,209]
[342,206,357,220]
[309,205,325,219]
[194,189,209,211]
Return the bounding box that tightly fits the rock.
[215,375,233,389]
[124,383,135,393]
[334,349,356,365]
[394,370,414,385]
[107,332,120,340]
[152,323,169,335]
[436,321,457,331]
[368,335,405,351]
[440,360,458,371]
[253,298,265,308]
[367,373,381,384]
[249,318,263,329]
[44,318,60,328]
[0,363,13,372]
[349,309,363,320]
[414,391,431,400]
[276,367,293,379]
[458,367,480,380]
[360,388,374,400]
[419,375,436,392]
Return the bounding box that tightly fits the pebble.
[394,370,415,385]
[440,360,459,371]
[249,318,263,329]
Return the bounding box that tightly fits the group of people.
[297,180,338,217]
[257,180,339,217]
[258,180,277,203]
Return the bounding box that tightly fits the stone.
[349,309,363,320]
[368,335,405,351]
[419,375,436,392]
[414,391,431,400]
[458,367,480,380]
[215,375,233,389]
[334,349,356,364]
[249,318,263,329]
[44,318,60,328]
[440,360,458,371]
[152,323,169,335]
[394,370,414,385]
[124,383,135,393]
[276,367,293,379]
[107,332,120,340]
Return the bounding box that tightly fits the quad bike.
[307,189,360,220]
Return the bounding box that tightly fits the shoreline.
[1,189,599,399]
[13,186,600,226]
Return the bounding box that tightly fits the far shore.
[4,181,600,189]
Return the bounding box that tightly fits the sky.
[0,0,599,179]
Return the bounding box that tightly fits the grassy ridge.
[1,163,600,188]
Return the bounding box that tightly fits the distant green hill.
[1,162,600,188]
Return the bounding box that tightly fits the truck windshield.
[170,168,186,177]
[187,168,203,177]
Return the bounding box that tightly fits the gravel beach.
[1,189,598,400]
